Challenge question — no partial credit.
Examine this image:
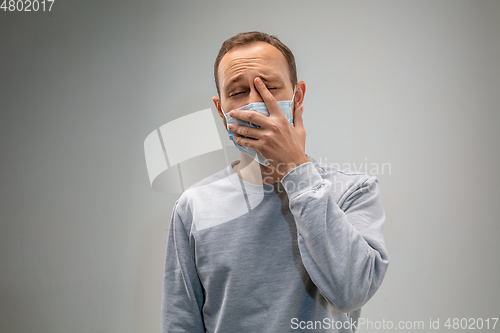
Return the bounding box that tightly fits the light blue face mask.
[222,88,296,166]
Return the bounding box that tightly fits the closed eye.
[230,87,276,97]
[230,90,247,97]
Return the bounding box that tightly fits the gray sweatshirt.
[161,155,389,333]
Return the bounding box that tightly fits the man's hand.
[228,77,309,177]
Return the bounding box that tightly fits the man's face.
[213,41,295,126]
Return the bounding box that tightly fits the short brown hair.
[214,31,297,96]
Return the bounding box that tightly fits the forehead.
[218,42,290,87]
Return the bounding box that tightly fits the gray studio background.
[1,1,499,332]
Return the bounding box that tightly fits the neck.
[233,153,282,185]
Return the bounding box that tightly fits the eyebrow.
[261,75,282,83]
[227,74,282,85]
[229,75,244,84]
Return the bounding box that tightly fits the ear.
[293,81,306,111]
[212,96,224,120]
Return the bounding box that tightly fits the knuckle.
[270,123,280,132]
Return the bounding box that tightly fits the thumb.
[293,105,304,129]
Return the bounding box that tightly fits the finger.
[254,77,281,116]
[293,105,304,130]
[229,109,266,128]
[228,122,261,140]
[232,133,258,150]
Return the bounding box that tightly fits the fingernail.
[229,110,234,117]
[228,123,234,130]
[255,77,262,85]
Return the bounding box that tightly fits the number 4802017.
[1,0,55,11]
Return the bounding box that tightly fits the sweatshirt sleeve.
[280,162,390,313]
[161,201,205,333]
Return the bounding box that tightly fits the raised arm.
[280,162,390,313]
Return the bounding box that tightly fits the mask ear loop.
[219,102,230,130]
[219,102,225,115]
[290,85,297,112]
[218,101,232,167]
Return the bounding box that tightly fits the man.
[162,31,389,333]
